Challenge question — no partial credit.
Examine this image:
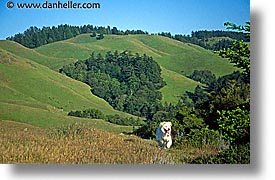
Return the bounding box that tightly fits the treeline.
[191,30,249,40]
[6,24,148,48]
[60,51,166,117]
[68,108,144,126]
[7,24,249,51]
[158,30,249,50]
[157,30,248,40]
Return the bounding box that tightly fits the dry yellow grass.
[0,121,219,164]
[0,121,174,164]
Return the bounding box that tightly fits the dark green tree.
[96,33,104,40]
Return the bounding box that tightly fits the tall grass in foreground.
[0,121,174,164]
[0,121,219,164]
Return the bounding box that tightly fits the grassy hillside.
[0,40,75,71]
[160,68,201,103]
[0,46,135,131]
[35,34,235,103]
[36,34,236,76]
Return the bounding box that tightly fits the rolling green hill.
[36,34,236,76]
[0,45,135,131]
[0,40,75,71]
[35,34,236,103]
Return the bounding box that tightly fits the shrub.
[185,128,222,148]
[170,107,206,146]
[96,33,104,40]
[133,121,159,139]
[217,106,250,144]
[68,108,105,119]
[90,32,96,37]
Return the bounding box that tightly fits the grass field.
[0,121,218,164]
[0,40,75,71]
[0,46,131,113]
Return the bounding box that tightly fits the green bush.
[217,106,250,144]
[133,120,160,139]
[90,32,96,37]
[68,108,105,119]
[185,128,221,148]
[170,107,206,146]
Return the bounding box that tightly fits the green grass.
[0,47,135,131]
[160,68,200,104]
[36,34,235,76]
[0,40,76,71]
[0,48,126,113]
[132,35,236,76]
[0,103,133,133]
[0,34,235,103]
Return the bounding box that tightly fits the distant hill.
[6,24,149,49]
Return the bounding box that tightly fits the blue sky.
[0,0,250,39]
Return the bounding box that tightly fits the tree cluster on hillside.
[60,51,166,117]
[187,70,216,86]
[135,22,250,163]
[6,24,148,48]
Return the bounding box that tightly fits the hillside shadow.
[6,10,263,179]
